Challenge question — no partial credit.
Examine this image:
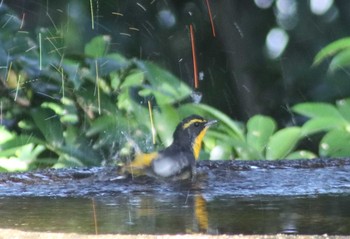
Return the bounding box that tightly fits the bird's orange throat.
[192,127,208,160]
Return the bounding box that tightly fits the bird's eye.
[194,122,199,127]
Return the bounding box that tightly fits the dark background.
[6,0,350,124]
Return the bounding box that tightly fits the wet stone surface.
[0,158,350,197]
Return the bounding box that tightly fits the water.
[0,159,350,234]
[0,194,350,234]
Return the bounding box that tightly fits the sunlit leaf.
[266,127,301,160]
[319,129,350,157]
[313,37,350,66]
[0,126,14,144]
[0,135,45,153]
[285,150,317,160]
[247,115,277,154]
[293,102,345,120]
[84,35,110,58]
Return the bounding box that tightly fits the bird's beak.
[205,119,218,127]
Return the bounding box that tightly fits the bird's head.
[172,114,217,159]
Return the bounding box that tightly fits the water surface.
[0,159,350,234]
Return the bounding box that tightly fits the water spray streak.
[90,0,95,30]
[205,0,216,37]
[190,24,199,89]
[61,68,65,98]
[112,12,123,16]
[2,15,14,28]
[45,36,63,57]
[0,101,2,125]
[20,13,25,29]
[148,100,156,145]
[136,2,147,12]
[6,61,12,82]
[95,60,101,115]
[14,74,21,102]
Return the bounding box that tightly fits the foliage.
[293,100,350,157]
[313,37,350,72]
[2,6,350,172]
[0,7,243,171]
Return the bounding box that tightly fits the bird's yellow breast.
[192,127,208,160]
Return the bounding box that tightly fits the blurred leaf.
[135,61,192,104]
[266,127,301,160]
[57,144,99,166]
[247,115,277,154]
[179,103,245,141]
[285,150,317,160]
[88,55,129,77]
[320,129,350,157]
[329,48,350,72]
[154,106,180,146]
[301,117,345,136]
[76,83,116,114]
[0,135,45,151]
[313,37,350,66]
[120,69,144,88]
[53,155,85,168]
[336,98,350,122]
[84,35,110,58]
[86,114,119,137]
[0,126,14,143]
[30,108,64,147]
[61,59,81,89]
[293,102,345,120]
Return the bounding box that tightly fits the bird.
[122,114,217,180]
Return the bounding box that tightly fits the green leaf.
[120,69,144,88]
[57,144,99,166]
[301,117,345,136]
[285,150,317,160]
[135,61,192,105]
[84,35,110,58]
[0,126,14,144]
[0,135,45,157]
[30,108,64,147]
[206,131,261,160]
[75,83,116,113]
[154,106,180,146]
[247,115,277,154]
[266,127,301,160]
[293,102,345,120]
[319,129,350,157]
[313,37,350,66]
[337,98,350,122]
[86,115,118,137]
[329,48,350,72]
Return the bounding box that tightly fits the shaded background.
[5,0,350,124]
